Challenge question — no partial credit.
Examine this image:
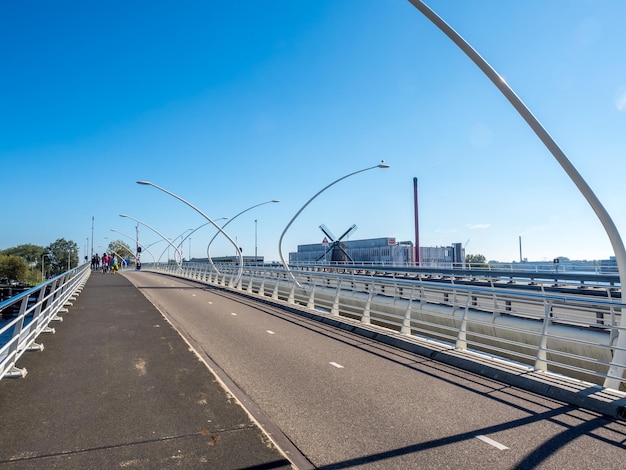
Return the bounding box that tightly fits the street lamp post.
[155,228,192,264]
[175,228,193,262]
[157,219,228,266]
[206,200,279,274]
[136,181,245,285]
[111,228,158,263]
[408,0,626,389]
[41,253,50,282]
[278,162,389,286]
[91,216,94,258]
[135,223,140,270]
[119,214,183,267]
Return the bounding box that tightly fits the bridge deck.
[0,271,291,469]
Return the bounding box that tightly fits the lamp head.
[271,200,280,203]
[119,214,128,218]
[136,181,152,186]
[377,161,390,169]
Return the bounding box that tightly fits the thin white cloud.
[617,89,626,111]
[467,223,490,230]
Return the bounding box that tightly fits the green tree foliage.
[0,254,28,283]
[107,239,133,259]
[465,253,488,268]
[2,239,80,283]
[1,244,46,284]
[0,244,45,265]
[46,238,79,276]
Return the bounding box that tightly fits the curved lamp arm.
[207,200,279,274]
[137,181,244,286]
[278,162,389,286]
[111,228,158,263]
[174,219,227,265]
[408,0,626,389]
[119,214,183,267]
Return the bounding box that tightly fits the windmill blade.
[336,224,358,242]
[332,242,354,263]
[319,224,336,242]
[316,242,337,261]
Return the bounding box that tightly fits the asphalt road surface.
[126,271,626,469]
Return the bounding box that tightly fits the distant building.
[490,258,613,274]
[420,242,465,269]
[189,256,264,265]
[599,257,617,274]
[290,237,414,265]
[289,237,465,267]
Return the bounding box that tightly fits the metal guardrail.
[0,263,91,380]
[145,262,626,391]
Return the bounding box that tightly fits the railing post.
[331,279,341,316]
[455,294,472,350]
[8,296,29,364]
[246,272,254,293]
[401,286,415,335]
[287,282,296,305]
[361,284,373,325]
[259,273,266,297]
[307,283,317,310]
[535,300,552,372]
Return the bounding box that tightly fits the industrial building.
[289,237,465,268]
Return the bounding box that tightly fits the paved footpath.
[0,271,293,469]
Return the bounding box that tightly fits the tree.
[0,254,28,283]
[47,238,79,276]
[107,239,133,259]
[1,244,47,285]
[466,253,488,269]
[0,244,46,265]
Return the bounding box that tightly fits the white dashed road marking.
[231,312,238,316]
[266,330,275,335]
[476,435,508,450]
[329,362,344,369]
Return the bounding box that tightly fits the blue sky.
[2,0,625,264]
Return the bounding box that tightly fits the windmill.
[317,223,357,263]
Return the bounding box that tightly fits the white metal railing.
[0,263,91,380]
[143,262,626,390]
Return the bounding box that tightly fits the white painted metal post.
[401,286,416,335]
[535,301,553,372]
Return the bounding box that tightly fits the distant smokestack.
[413,177,420,266]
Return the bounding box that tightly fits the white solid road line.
[475,435,509,450]
[329,362,344,369]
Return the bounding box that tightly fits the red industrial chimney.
[413,177,420,266]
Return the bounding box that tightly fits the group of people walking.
[90,253,119,273]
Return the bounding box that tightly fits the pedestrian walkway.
[0,271,292,469]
